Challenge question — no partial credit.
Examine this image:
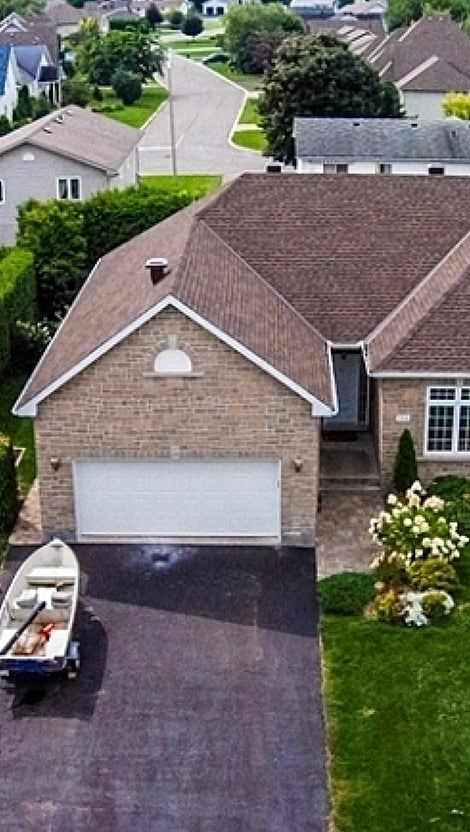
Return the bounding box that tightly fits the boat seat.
[26,567,76,586]
[51,591,73,608]
[15,589,38,608]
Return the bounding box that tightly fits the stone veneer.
[34,307,320,543]
[379,377,470,485]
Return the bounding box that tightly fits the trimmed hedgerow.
[0,247,36,379]
[0,433,18,533]
[317,572,376,616]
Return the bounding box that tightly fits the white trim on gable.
[13,295,334,417]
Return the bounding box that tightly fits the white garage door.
[74,459,280,539]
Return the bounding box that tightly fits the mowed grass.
[322,576,470,832]
[141,174,222,197]
[208,62,262,91]
[99,85,168,128]
[162,37,217,49]
[238,97,259,124]
[232,129,266,152]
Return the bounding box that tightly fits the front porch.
[320,431,381,493]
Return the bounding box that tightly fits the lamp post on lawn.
[167,53,177,177]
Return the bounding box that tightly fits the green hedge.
[82,185,194,268]
[0,433,18,533]
[109,18,150,32]
[0,247,36,379]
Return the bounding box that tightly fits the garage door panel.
[74,460,280,538]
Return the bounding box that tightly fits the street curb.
[140,80,170,132]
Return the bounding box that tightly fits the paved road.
[0,544,328,832]
[138,55,267,176]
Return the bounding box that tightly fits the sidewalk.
[316,492,383,579]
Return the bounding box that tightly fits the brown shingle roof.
[15,173,470,412]
[0,105,141,172]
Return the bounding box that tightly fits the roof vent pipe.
[145,258,169,285]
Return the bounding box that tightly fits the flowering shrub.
[372,587,454,627]
[370,481,469,565]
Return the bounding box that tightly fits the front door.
[326,350,369,428]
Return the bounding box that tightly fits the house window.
[428,166,444,176]
[426,385,470,453]
[57,177,81,200]
[0,180,4,203]
[154,348,192,375]
[323,163,349,174]
[379,163,392,174]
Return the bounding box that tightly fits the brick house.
[13,173,470,545]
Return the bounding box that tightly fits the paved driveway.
[0,545,327,832]
[139,55,267,175]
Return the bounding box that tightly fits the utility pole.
[167,53,177,177]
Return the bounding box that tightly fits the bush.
[111,68,142,105]
[316,572,375,615]
[408,557,459,592]
[90,101,124,114]
[427,474,470,540]
[373,552,409,588]
[10,319,56,371]
[0,247,36,380]
[166,8,184,27]
[61,76,93,107]
[372,589,403,623]
[392,428,418,495]
[420,590,454,621]
[0,434,18,533]
[0,115,12,136]
[109,18,150,32]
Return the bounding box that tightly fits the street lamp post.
[167,54,177,177]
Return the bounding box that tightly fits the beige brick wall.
[379,377,470,487]
[35,307,320,543]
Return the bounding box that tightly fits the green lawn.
[238,97,260,125]
[208,63,262,92]
[162,37,217,49]
[321,564,470,832]
[97,85,168,128]
[232,129,266,152]
[141,174,221,197]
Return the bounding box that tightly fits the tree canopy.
[442,91,470,118]
[181,11,204,38]
[258,34,402,163]
[386,0,470,30]
[224,3,305,74]
[77,26,164,85]
[0,0,44,16]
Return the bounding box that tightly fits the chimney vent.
[145,257,169,285]
[265,162,282,173]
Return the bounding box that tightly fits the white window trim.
[424,381,470,456]
[0,179,5,203]
[56,176,82,200]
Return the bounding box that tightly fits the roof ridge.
[366,228,470,371]
[198,218,328,347]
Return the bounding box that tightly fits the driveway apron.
[0,544,328,832]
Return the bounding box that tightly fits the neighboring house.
[0,12,59,63]
[13,43,59,103]
[0,12,60,108]
[294,117,470,175]
[0,45,19,121]
[368,14,470,120]
[13,174,470,545]
[306,17,385,46]
[202,0,231,16]
[44,1,87,37]
[289,0,338,20]
[0,105,141,244]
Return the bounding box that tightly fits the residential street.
[138,55,267,176]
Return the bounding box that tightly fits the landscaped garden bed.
[319,475,470,832]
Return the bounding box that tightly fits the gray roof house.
[294,117,470,175]
[0,105,141,244]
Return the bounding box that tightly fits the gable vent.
[145,258,169,285]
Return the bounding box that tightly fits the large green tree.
[0,0,44,16]
[259,34,402,163]
[386,0,470,30]
[77,27,164,85]
[181,11,203,38]
[224,3,305,74]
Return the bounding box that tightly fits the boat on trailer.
[0,538,80,679]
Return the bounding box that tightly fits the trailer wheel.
[65,641,80,680]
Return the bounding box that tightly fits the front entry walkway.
[316,492,383,579]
